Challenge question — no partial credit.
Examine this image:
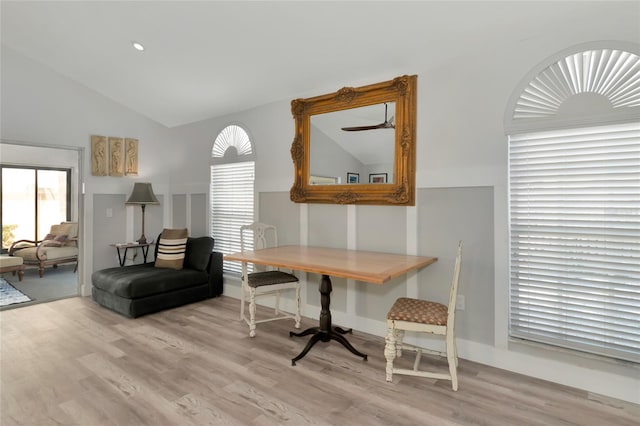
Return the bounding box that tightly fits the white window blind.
[210,161,254,274]
[509,122,640,363]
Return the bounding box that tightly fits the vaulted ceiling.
[2,1,638,128]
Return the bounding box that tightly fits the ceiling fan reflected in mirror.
[341,103,395,131]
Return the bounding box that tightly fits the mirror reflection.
[309,103,395,185]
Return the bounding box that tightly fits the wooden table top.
[225,245,437,284]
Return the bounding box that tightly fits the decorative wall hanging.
[109,137,124,176]
[125,138,139,176]
[91,135,107,176]
[91,134,140,177]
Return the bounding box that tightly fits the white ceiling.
[2,1,638,128]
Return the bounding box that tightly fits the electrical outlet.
[456,295,465,311]
[106,208,113,218]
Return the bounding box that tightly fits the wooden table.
[225,245,437,365]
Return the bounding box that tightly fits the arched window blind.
[513,49,640,119]
[507,45,640,363]
[210,125,255,274]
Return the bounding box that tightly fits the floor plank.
[1,296,638,425]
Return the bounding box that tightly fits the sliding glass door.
[1,166,71,252]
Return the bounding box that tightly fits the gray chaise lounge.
[92,235,223,318]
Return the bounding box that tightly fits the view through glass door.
[2,167,70,247]
[1,165,77,309]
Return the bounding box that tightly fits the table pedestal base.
[289,274,368,365]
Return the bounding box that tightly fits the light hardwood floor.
[1,295,638,425]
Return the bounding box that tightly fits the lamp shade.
[126,182,160,205]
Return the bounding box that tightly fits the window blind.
[210,161,254,274]
[509,122,640,363]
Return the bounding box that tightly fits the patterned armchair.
[9,222,79,277]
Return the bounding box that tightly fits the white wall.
[168,100,296,193]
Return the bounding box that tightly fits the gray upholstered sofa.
[91,235,223,318]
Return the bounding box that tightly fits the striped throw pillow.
[154,228,188,270]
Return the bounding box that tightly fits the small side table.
[110,242,153,266]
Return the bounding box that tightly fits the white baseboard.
[80,282,90,297]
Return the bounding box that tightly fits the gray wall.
[171,193,208,237]
[308,204,348,249]
[190,193,207,237]
[172,194,187,229]
[355,205,408,319]
[356,205,406,254]
[307,204,349,311]
[92,194,126,271]
[417,187,495,344]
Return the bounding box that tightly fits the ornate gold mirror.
[290,75,417,205]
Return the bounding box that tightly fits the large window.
[210,125,255,274]
[509,124,640,362]
[507,46,640,363]
[1,166,71,252]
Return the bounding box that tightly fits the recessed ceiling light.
[132,41,145,51]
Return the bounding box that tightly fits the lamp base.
[136,235,147,245]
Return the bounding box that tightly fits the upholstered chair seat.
[387,297,449,326]
[248,270,298,288]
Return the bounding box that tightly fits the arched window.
[210,124,255,274]
[505,43,640,362]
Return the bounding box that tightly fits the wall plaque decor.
[109,137,124,176]
[125,138,139,176]
[91,135,107,176]
[91,134,139,177]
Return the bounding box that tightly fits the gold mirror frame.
[290,75,417,205]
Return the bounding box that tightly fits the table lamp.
[126,182,160,244]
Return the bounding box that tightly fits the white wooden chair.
[384,241,463,391]
[239,222,301,337]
